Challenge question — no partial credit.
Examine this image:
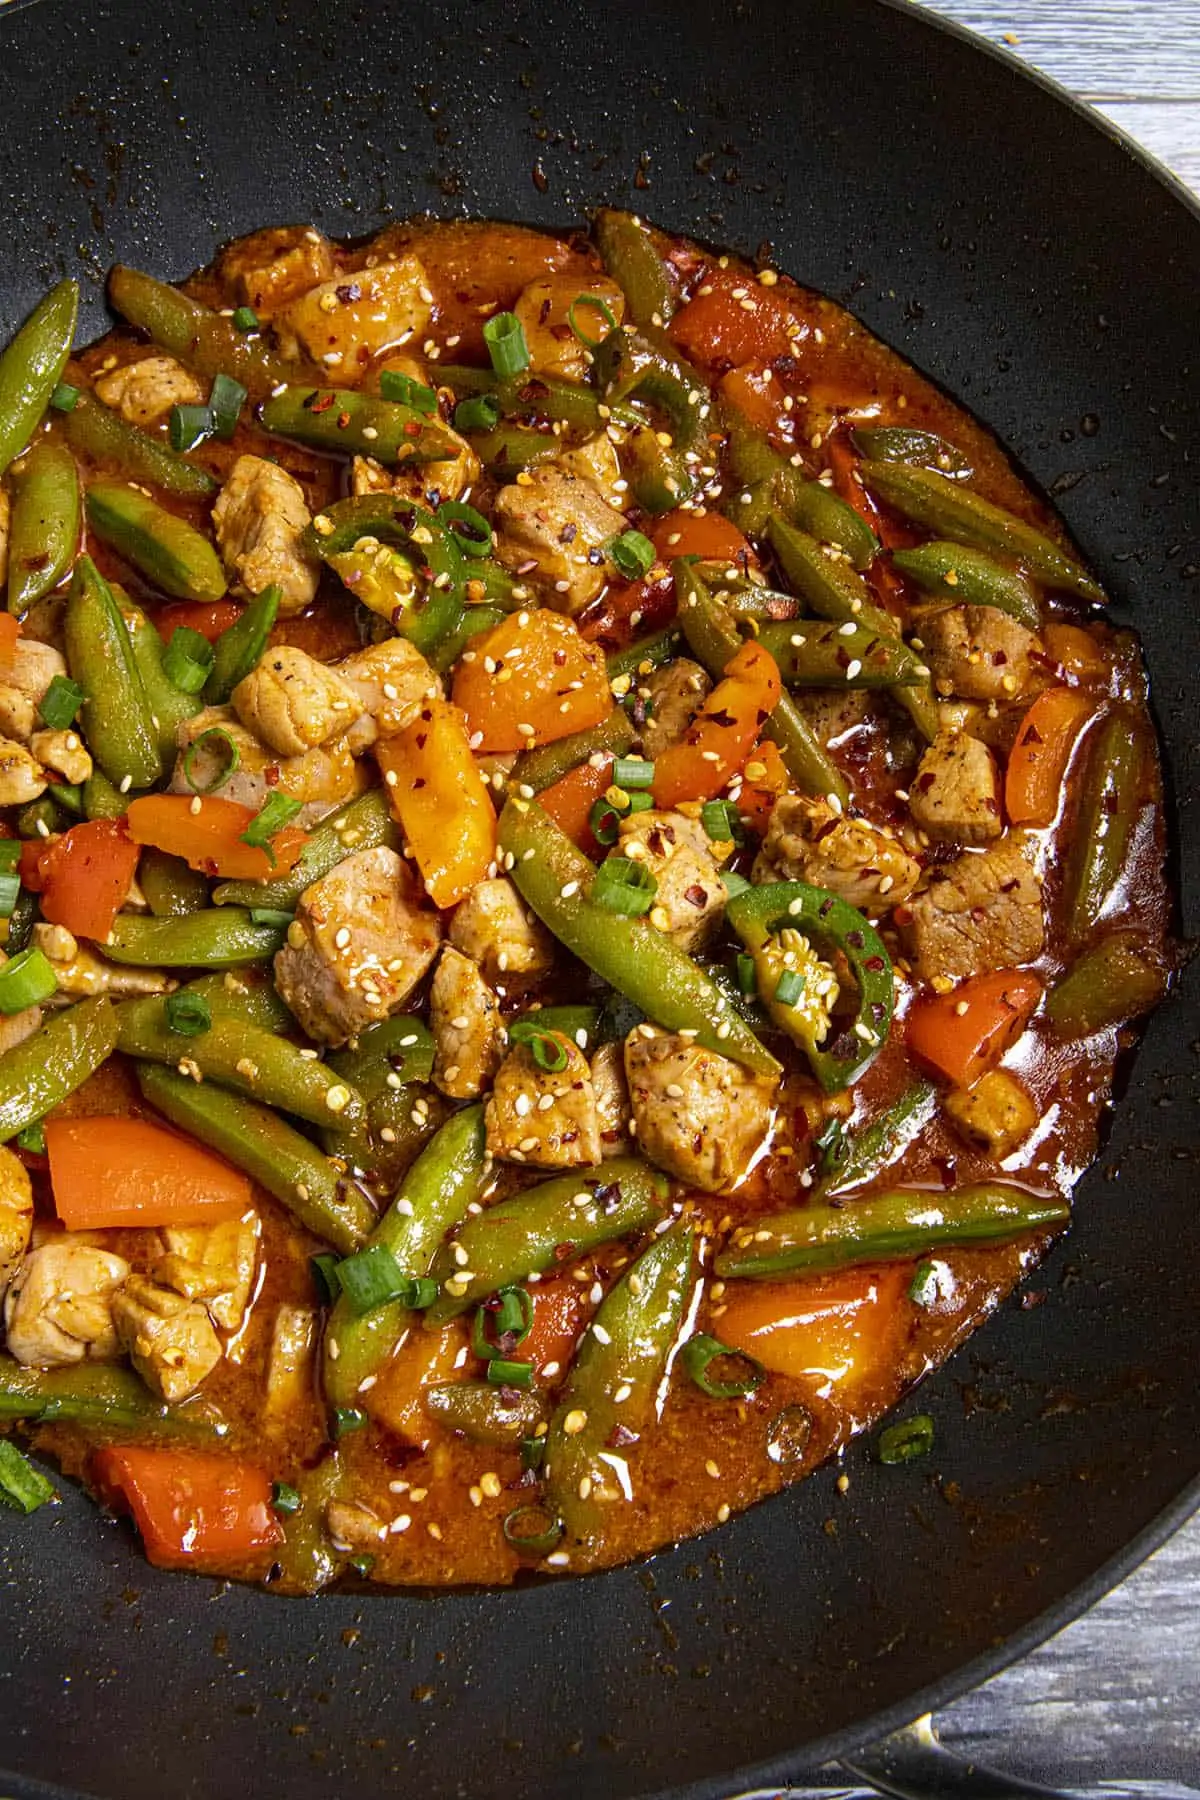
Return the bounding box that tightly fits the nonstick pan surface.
[1,2,1198,1796]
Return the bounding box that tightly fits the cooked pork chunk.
[94,355,204,427]
[0,639,68,744]
[0,737,46,806]
[921,605,1043,703]
[753,793,922,914]
[615,808,729,953]
[908,730,1003,845]
[485,1033,602,1168]
[336,637,441,749]
[277,256,433,367]
[217,224,337,317]
[172,708,364,827]
[264,1303,318,1418]
[0,1146,32,1298]
[902,831,1044,981]
[232,646,362,757]
[157,1218,259,1332]
[212,454,319,616]
[555,432,626,509]
[624,1028,777,1194]
[30,727,92,786]
[512,274,626,384]
[493,468,626,613]
[112,1274,222,1402]
[273,845,442,1046]
[351,421,480,509]
[449,877,554,980]
[590,1040,632,1158]
[640,657,711,760]
[4,1241,130,1366]
[430,946,504,1100]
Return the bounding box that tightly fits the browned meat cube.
[902,831,1044,981]
[908,730,1003,845]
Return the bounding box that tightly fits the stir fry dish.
[0,214,1170,1588]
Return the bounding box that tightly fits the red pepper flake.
[336,411,352,430]
[684,884,709,908]
[403,420,423,438]
[306,391,336,414]
[335,282,363,304]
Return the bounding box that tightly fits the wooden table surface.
[821,5,1200,1794]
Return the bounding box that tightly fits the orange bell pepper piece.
[366,1319,469,1444]
[47,1115,253,1230]
[649,508,756,567]
[906,968,1043,1089]
[1042,623,1110,682]
[520,1277,587,1384]
[718,1265,909,1398]
[91,1447,283,1572]
[668,270,797,367]
[18,817,139,941]
[154,599,244,645]
[652,637,781,808]
[0,615,20,670]
[376,697,496,908]
[452,608,612,753]
[126,793,308,882]
[1005,686,1097,827]
[537,755,615,852]
[736,737,789,834]
[719,363,795,444]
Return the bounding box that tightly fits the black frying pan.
[1,2,1198,1796]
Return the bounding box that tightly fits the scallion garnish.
[310,1253,342,1305]
[607,530,656,582]
[519,1435,546,1473]
[209,372,248,440]
[335,1244,417,1317]
[471,1286,534,1361]
[590,856,657,917]
[0,1439,55,1514]
[15,1121,45,1156]
[567,293,619,348]
[487,1358,533,1388]
[700,799,743,844]
[438,500,493,559]
[720,870,752,899]
[588,796,625,847]
[240,792,302,863]
[333,1407,368,1438]
[0,842,22,875]
[736,953,757,998]
[164,626,216,695]
[0,947,56,1015]
[249,908,295,929]
[507,1017,571,1072]
[453,393,501,434]
[182,725,241,795]
[380,368,439,414]
[681,1333,764,1399]
[232,306,260,332]
[877,1414,935,1464]
[482,311,530,377]
[165,991,212,1038]
[168,403,215,453]
[0,873,21,920]
[38,675,85,732]
[49,383,80,413]
[502,1503,563,1554]
[612,757,654,790]
[270,1481,301,1517]
[773,969,804,1007]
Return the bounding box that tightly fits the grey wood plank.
[920,0,1200,99]
[1092,101,1200,194]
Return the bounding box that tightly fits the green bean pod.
[674,560,850,803]
[104,908,286,968]
[82,769,132,820]
[61,389,217,499]
[64,556,163,790]
[469,425,561,477]
[594,208,677,327]
[891,541,1041,630]
[0,279,78,475]
[814,1079,938,1199]
[1045,936,1169,1037]
[594,327,709,512]
[0,997,119,1143]
[544,1222,692,1559]
[213,788,399,911]
[118,591,203,764]
[326,1015,436,1091]
[108,264,314,399]
[423,1380,547,1447]
[136,1063,374,1255]
[138,848,211,917]
[605,627,683,683]
[324,1105,489,1407]
[425,1157,670,1323]
[756,619,923,688]
[116,995,363,1129]
[725,417,879,569]
[275,1454,347,1594]
[7,440,80,615]
[0,1356,225,1440]
[85,481,226,603]
[440,364,619,435]
[510,708,635,794]
[260,385,458,465]
[185,970,296,1034]
[1065,710,1145,944]
[204,584,281,705]
[498,796,780,1078]
[715,1183,1069,1278]
[850,425,973,478]
[858,460,1106,603]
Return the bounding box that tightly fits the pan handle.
[836,1715,1081,1798]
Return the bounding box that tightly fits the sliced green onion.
[681,1333,764,1399]
[232,306,260,333]
[736,953,758,998]
[209,373,248,440]
[773,969,804,1007]
[164,626,216,695]
[568,293,619,348]
[0,947,57,1015]
[908,1260,953,1309]
[519,1435,546,1473]
[249,907,294,929]
[165,991,212,1037]
[38,676,85,732]
[400,1276,438,1311]
[591,856,657,917]
[49,382,80,413]
[333,1407,368,1438]
[607,530,656,582]
[0,1439,55,1514]
[168,404,215,453]
[508,1017,570,1072]
[182,725,241,795]
[471,1286,534,1361]
[270,1480,302,1517]
[0,842,22,875]
[0,873,21,920]
[487,1358,533,1388]
[335,1244,413,1316]
[701,799,743,844]
[502,1502,562,1554]
[814,1114,845,1175]
[482,312,530,378]
[613,757,654,789]
[626,790,654,816]
[877,1414,935,1464]
[588,797,625,846]
[379,368,438,414]
[240,792,302,863]
[348,1553,375,1577]
[438,500,493,559]
[720,870,752,899]
[310,1253,342,1305]
[453,393,501,434]
[15,1121,46,1155]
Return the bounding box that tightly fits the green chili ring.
[681,1333,764,1399]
